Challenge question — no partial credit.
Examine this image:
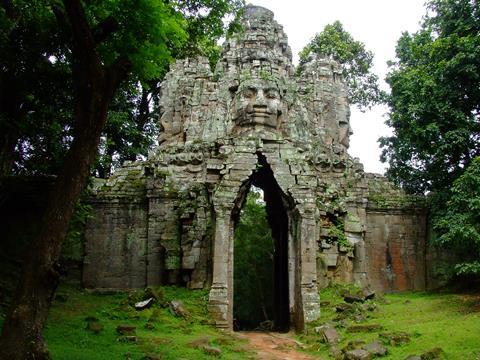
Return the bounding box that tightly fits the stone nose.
[254,90,267,107]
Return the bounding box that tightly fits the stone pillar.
[296,205,320,329]
[208,206,233,329]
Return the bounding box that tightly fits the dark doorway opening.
[233,153,290,332]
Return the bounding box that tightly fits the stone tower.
[83,5,427,331]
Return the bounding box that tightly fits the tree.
[234,191,274,330]
[299,20,384,109]
[95,80,159,178]
[380,0,480,195]
[381,0,480,278]
[0,0,72,176]
[434,156,480,276]
[0,0,243,358]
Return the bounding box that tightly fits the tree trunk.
[0,1,129,358]
[0,74,26,176]
[0,126,19,176]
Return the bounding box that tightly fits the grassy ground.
[41,281,254,360]
[299,284,480,360]
[1,281,479,359]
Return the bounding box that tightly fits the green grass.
[42,282,254,360]
[299,284,480,359]
[2,281,480,359]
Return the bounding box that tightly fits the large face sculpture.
[231,78,285,130]
[338,107,353,148]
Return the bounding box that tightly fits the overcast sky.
[247,0,427,173]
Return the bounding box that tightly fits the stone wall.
[81,5,431,331]
[83,200,148,289]
[364,209,427,292]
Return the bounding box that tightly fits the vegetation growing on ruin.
[233,191,274,330]
[299,284,480,359]
[0,282,254,360]
[381,0,480,277]
[298,21,384,109]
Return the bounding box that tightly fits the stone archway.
[231,153,292,331]
[208,147,320,331]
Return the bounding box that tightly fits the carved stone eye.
[265,89,279,99]
[243,87,256,98]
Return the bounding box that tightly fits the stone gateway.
[83,5,427,331]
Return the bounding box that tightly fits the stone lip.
[244,4,274,19]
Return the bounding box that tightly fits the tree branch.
[62,0,103,79]
[105,56,132,101]
[93,16,118,44]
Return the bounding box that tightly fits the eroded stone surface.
[83,4,427,330]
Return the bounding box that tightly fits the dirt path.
[237,331,320,360]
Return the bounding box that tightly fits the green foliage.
[326,216,351,250]
[95,81,159,177]
[381,0,480,277]
[174,0,244,69]
[381,0,480,194]
[6,283,253,359]
[300,284,480,359]
[233,191,274,329]
[63,201,92,262]
[0,0,73,175]
[298,21,384,109]
[0,0,244,176]
[433,156,480,275]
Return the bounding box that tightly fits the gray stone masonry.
[83,4,427,331]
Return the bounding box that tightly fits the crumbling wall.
[81,4,432,330]
[83,200,148,289]
[363,175,427,292]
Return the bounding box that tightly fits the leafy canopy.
[381,0,480,275]
[0,0,244,176]
[434,156,480,275]
[380,0,480,194]
[234,191,274,329]
[299,20,384,109]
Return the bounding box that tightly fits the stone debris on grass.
[328,345,343,360]
[318,326,340,344]
[84,316,103,334]
[342,339,366,352]
[420,347,444,360]
[85,321,103,334]
[170,300,189,318]
[353,314,367,323]
[344,348,372,360]
[379,331,411,346]
[134,297,155,310]
[143,355,161,360]
[187,336,211,349]
[118,335,137,343]
[116,324,136,336]
[362,288,375,300]
[187,337,221,357]
[346,324,382,333]
[336,303,354,313]
[362,340,388,356]
[343,293,365,304]
[202,345,222,356]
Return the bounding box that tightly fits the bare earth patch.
[237,331,319,360]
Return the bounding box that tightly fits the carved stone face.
[231,79,284,130]
[339,118,353,148]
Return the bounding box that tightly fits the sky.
[247,0,427,173]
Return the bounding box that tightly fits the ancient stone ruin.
[83,5,427,331]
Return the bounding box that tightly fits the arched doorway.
[232,153,291,332]
[208,148,320,331]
